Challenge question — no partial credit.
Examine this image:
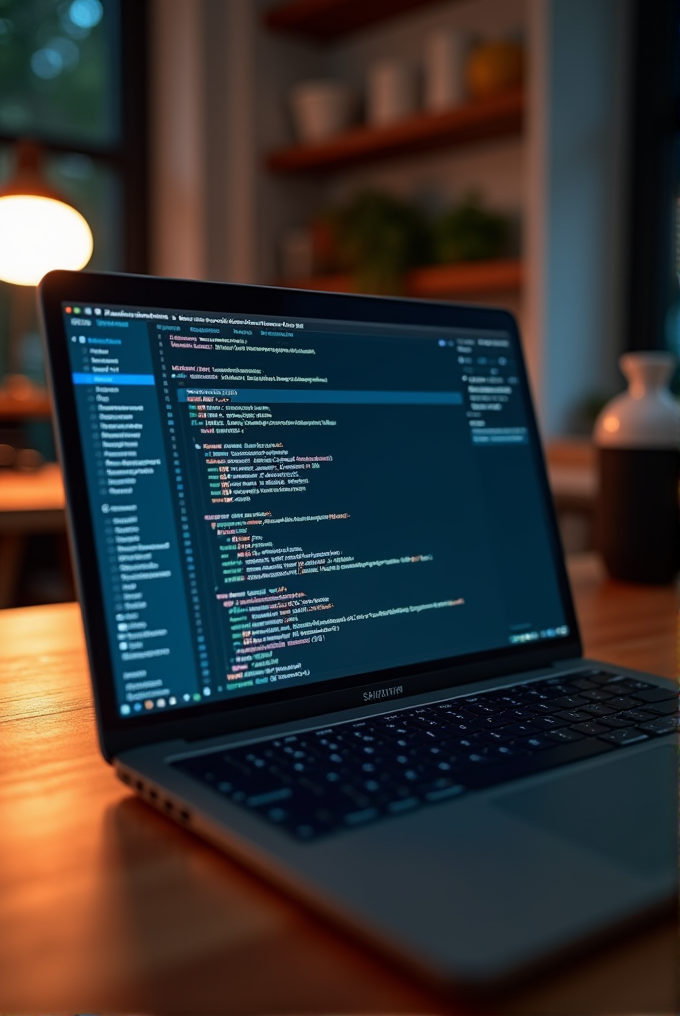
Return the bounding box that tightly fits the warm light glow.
[603,415,620,433]
[0,194,93,286]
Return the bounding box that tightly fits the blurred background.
[0,0,678,607]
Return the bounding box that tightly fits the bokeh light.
[68,0,103,30]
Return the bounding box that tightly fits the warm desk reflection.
[0,555,677,1014]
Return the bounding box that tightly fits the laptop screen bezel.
[39,270,582,762]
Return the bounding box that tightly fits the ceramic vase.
[593,352,680,583]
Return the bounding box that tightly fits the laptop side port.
[115,765,192,826]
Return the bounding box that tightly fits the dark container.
[594,353,680,585]
[595,447,680,583]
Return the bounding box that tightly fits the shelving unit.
[267,88,524,173]
[264,0,452,42]
[279,257,522,297]
[254,0,527,308]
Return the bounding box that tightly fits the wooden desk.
[0,464,66,607]
[0,556,677,1014]
[0,462,65,521]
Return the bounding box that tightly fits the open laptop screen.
[60,298,570,720]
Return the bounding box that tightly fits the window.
[625,0,680,356]
[0,0,148,381]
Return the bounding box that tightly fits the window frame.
[624,0,680,352]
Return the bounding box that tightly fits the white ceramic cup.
[424,30,466,111]
[289,80,356,144]
[367,60,417,126]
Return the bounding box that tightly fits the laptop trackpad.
[493,745,677,874]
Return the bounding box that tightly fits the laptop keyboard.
[174,669,678,841]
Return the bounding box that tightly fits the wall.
[526,0,632,435]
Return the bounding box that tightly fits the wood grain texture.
[568,554,678,678]
[0,558,677,1014]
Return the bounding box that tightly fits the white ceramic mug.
[289,80,356,144]
[367,60,417,127]
[424,30,466,111]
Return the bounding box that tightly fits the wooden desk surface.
[0,462,66,531]
[0,555,677,1015]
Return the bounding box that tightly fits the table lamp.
[0,139,93,465]
[0,138,93,286]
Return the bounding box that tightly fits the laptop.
[39,270,678,991]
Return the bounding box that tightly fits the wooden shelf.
[278,258,523,297]
[264,0,451,41]
[406,259,523,297]
[0,391,52,420]
[267,88,524,173]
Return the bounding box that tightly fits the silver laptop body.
[40,271,678,992]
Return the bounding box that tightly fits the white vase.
[594,352,679,448]
[593,352,680,584]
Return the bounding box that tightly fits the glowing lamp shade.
[0,194,93,286]
[0,141,94,286]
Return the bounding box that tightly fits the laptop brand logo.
[363,685,403,703]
